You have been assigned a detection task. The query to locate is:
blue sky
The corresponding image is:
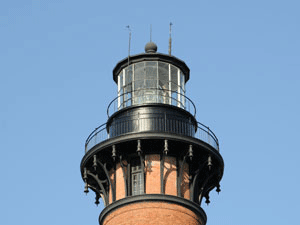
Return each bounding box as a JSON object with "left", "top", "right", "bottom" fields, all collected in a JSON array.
[{"left": 1, "top": 1, "right": 299, "bottom": 225}]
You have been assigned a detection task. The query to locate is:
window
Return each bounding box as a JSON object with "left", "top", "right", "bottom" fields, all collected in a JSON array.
[{"left": 131, "top": 159, "right": 144, "bottom": 196}]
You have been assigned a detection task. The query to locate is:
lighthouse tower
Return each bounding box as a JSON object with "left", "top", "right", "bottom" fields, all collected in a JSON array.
[{"left": 80, "top": 42, "right": 224, "bottom": 225}]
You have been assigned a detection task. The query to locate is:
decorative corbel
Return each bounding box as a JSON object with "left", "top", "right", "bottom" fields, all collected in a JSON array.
[
  {"left": 161, "top": 139, "right": 168, "bottom": 194},
  {"left": 96, "top": 159, "right": 115, "bottom": 202},
  {"left": 86, "top": 171, "right": 109, "bottom": 205},
  {"left": 137, "top": 139, "right": 145, "bottom": 194}
]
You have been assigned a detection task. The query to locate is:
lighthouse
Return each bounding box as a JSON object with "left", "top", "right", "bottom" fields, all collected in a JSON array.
[{"left": 80, "top": 41, "right": 224, "bottom": 225}]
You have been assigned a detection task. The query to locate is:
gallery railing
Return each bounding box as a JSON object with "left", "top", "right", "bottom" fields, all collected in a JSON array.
[
  {"left": 107, "top": 89, "right": 196, "bottom": 117},
  {"left": 85, "top": 119, "right": 219, "bottom": 153}
]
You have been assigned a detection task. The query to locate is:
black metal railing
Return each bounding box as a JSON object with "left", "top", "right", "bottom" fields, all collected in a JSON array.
[
  {"left": 107, "top": 89, "right": 196, "bottom": 117},
  {"left": 195, "top": 122, "right": 219, "bottom": 151},
  {"left": 85, "top": 123, "right": 107, "bottom": 152},
  {"left": 108, "top": 113, "right": 195, "bottom": 138},
  {"left": 85, "top": 119, "right": 219, "bottom": 153}
]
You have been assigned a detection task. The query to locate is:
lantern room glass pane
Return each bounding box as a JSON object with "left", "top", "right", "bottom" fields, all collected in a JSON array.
[
  {"left": 180, "top": 72, "right": 185, "bottom": 93},
  {"left": 180, "top": 71, "right": 185, "bottom": 107},
  {"left": 170, "top": 65, "right": 178, "bottom": 92},
  {"left": 134, "top": 62, "right": 145, "bottom": 81},
  {"left": 145, "top": 61, "right": 157, "bottom": 80},
  {"left": 119, "top": 72, "right": 123, "bottom": 95},
  {"left": 145, "top": 80, "right": 156, "bottom": 89},
  {"left": 158, "top": 62, "right": 169, "bottom": 90},
  {"left": 117, "top": 61, "right": 187, "bottom": 110},
  {"left": 125, "top": 66, "right": 133, "bottom": 89}
]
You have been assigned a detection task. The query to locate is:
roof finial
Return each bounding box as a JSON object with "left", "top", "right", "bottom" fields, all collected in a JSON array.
[
  {"left": 168, "top": 22, "right": 173, "bottom": 56},
  {"left": 145, "top": 24, "right": 157, "bottom": 53}
]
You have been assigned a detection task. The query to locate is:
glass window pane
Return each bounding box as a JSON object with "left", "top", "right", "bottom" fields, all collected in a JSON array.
[
  {"left": 180, "top": 72, "right": 185, "bottom": 93},
  {"left": 134, "top": 62, "right": 145, "bottom": 80},
  {"left": 124, "top": 83, "right": 132, "bottom": 94},
  {"left": 145, "top": 80, "right": 156, "bottom": 89},
  {"left": 145, "top": 61, "right": 157, "bottom": 81},
  {"left": 131, "top": 160, "right": 143, "bottom": 196},
  {"left": 119, "top": 72, "right": 123, "bottom": 92},
  {"left": 158, "top": 62, "right": 169, "bottom": 90},
  {"left": 125, "top": 65, "right": 133, "bottom": 85},
  {"left": 134, "top": 80, "right": 144, "bottom": 91},
  {"left": 171, "top": 65, "right": 178, "bottom": 92}
]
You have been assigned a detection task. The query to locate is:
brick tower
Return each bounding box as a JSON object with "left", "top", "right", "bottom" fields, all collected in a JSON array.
[{"left": 80, "top": 41, "right": 224, "bottom": 225}]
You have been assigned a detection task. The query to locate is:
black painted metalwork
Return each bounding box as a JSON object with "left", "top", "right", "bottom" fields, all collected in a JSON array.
[
  {"left": 96, "top": 159, "right": 115, "bottom": 202},
  {"left": 137, "top": 140, "right": 145, "bottom": 194},
  {"left": 89, "top": 185, "right": 102, "bottom": 204},
  {"left": 112, "top": 145, "right": 116, "bottom": 161},
  {"left": 176, "top": 156, "right": 180, "bottom": 197},
  {"left": 178, "top": 154, "right": 188, "bottom": 197},
  {"left": 93, "top": 155, "right": 97, "bottom": 171},
  {"left": 84, "top": 182, "right": 89, "bottom": 194},
  {"left": 208, "top": 155, "right": 213, "bottom": 171},
  {"left": 127, "top": 162, "right": 130, "bottom": 197},
  {"left": 204, "top": 193, "right": 210, "bottom": 205},
  {"left": 188, "top": 145, "right": 193, "bottom": 161},
  {"left": 107, "top": 105, "right": 196, "bottom": 139},
  {"left": 160, "top": 152, "right": 164, "bottom": 194},
  {"left": 190, "top": 159, "right": 208, "bottom": 202},
  {"left": 112, "top": 53, "right": 190, "bottom": 83},
  {"left": 164, "top": 139, "right": 168, "bottom": 155},
  {"left": 113, "top": 161, "right": 116, "bottom": 203},
  {"left": 198, "top": 170, "right": 218, "bottom": 204},
  {"left": 86, "top": 171, "right": 109, "bottom": 205},
  {"left": 95, "top": 192, "right": 100, "bottom": 206},
  {"left": 85, "top": 113, "right": 219, "bottom": 153},
  {"left": 160, "top": 139, "right": 168, "bottom": 194},
  {"left": 216, "top": 183, "right": 221, "bottom": 194}
]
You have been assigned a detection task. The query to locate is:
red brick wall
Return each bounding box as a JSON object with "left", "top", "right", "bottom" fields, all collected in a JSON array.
[
  {"left": 182, "top": 162, "right": 190, "bottom": 199},
  {"left": 109, "top": 161, "right": 127, "bottom": 204},
  {"left": 145, "top": 154, "right": 161, "bottom": 194},
  {"left": 108, "top": 155, "right": 190, "bottom": 203},
  {"left": 103, "top": 201, "right": 204, "bottom": 225},
  {"left": 164, "top": 156, "right": 177, "bottom": 196},
  {"left": 108, "top": 168, "right": 114, "bottom": 204},
  {"left": 116, "top": 162, "right": 126, "bottom": 200}
]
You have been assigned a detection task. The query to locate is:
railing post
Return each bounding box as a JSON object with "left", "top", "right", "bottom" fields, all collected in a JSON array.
[
  {"left": 138, "top": 112, "right": 140, "bottom": 132},
  {"left": 107, "top": 125, "right": 110, "bottom": 139},
  {"left": 164, "top": 112, "right": 167, "bottom": 132},
  {"left": 189, "top": 117, "right": 192, "bottom": 136},
  {"left": 207, "top": 127, "right": 210, "bottom": 145},
  {"left": 94, "top": 132, "right": 97, "bottom": 146}
]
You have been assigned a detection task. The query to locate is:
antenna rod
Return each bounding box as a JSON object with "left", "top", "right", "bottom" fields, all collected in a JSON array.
[
  {"left": 168, "top": 22, "right": 173, "bottom": 56},
  {"left": 150, "top": 24, "right": 152, "bottom": 42},
  {"left": 126, "top": 25, "right": 131, "bottom": 67}
]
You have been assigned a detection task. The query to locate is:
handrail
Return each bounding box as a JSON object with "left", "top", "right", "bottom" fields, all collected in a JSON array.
[
  {"left": 107, "top": 88, "right": 196, "bottom": 117},
  {"left": 197, "top": 122, "right": 219, "bottom": 145},
  {"left": 85, "top": 123, "right": 107, "bottom": 153},
  {"left": 85, "top": 123, "right": 106, "bottom": 144},
  {"left": 85, "top": 118, "right": 219, "bottom": 153},
  {"left": 118, "top": 81, "right": 185, "bottom": 96},
  {"left": 196, "top": 122, "right": 219, "bottom": 151}
]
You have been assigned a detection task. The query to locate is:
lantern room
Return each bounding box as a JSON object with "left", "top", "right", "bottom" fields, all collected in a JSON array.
[{"left": 110, "top": 42, "right": 192, "bottom": 116}]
